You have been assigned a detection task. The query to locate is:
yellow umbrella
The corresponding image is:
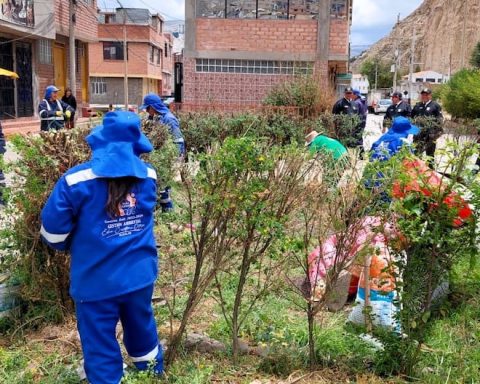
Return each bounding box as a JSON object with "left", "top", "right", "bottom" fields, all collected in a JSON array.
[{"left": 0, "top": 68, "right": 19, "bottom": 79}]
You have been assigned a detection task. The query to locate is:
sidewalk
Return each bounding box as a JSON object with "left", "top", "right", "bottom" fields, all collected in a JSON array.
[{"left": 1, "top": 116, "right": 100, "bottom": 137}]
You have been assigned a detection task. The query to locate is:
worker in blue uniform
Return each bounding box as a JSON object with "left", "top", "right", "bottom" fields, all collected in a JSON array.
[
  {"left": 40, "top": 111, "right": 163, "bottom": 384},
  {"left": 38, "top": 85, "right": 74, "bottom": 131}
]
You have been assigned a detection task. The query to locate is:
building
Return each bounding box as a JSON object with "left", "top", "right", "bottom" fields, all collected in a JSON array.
[
  {"left": 183, "top": 0, "right": 353, "bottom": 107},
  {"left": 401, "top": 70, "right": 449, "bottom": 85},
  {"left": 400, "top": 70, "right": 449, "bottom": 101},
  {"left": 351, "top": 73, "right": 369, "bottom": 95},
  {"left": 88, "top": 8, "right": 174, "bottom": 108},
  {"left": 0, "top": 0, "right": 98, "bottom": 119}
]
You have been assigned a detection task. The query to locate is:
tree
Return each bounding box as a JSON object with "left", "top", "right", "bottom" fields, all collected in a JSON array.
[
  {"left": 359, "top": 58, "right": 394, "bottom": 89},
  {"left": 470, "top": 41, "right": 480, "bottom": 69},
  {"left": 440, "top": 69, "right": 480, "bottom": 119}
]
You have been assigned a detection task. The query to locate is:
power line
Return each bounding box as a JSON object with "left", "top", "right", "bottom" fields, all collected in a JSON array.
[{"left": 0, "top": 14, "right": 55, "bottom": 45}]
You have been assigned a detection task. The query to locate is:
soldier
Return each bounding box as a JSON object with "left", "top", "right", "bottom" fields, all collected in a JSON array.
[
  {"left": 332, "top": 87, "right": 359, "bottom": 116},
  {"left": 411, "top": 88, "right": 444, "bottom": 163},
  {"left": 384, "top": 91, "right": 412, "bottom": 126}
]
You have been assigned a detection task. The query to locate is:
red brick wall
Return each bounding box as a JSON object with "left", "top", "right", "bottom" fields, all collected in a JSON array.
[
  {"left": 183, "top": 57, "right": 328, "bottom": 105},
  {"left": 90, "top": 24, "right": 173, "bottom": 82},
  {"left": 36, "top": 62, "right": 54, "bottom": 101},
  {"left": 329, "top": 19, "right": 349, "bottom": 56},
  {"left": 55, "top": 0, "right": 98, "bottom": 41},
  {"left": 196, "top": 19, "right": 318, "bottom": 53}
]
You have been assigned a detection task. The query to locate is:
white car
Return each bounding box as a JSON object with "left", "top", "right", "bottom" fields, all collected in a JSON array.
[{"left": 374, "top": 99, "right": 392, "bottom": 114}]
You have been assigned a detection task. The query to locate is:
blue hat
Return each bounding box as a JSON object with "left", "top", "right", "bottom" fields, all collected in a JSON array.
[
  {"left": 139, "top": 93, "right": 169, "bottom": 115},
  {"left": 44, "top": 85, "right": 59, "bottom": 99},
  {"left": 391, "top": 116, "right": 419, "bottom": 135},
  {"left": 86, "top": 111, "right": 153, "bottom": 179},
  {"left": 353, "top": 89, "right": 361, "bottom": 96}
]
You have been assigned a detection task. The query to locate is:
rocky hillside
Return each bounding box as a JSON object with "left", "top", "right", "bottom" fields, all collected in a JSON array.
[{"left": 351, "top": 0, "right": 480, "bottom": 75}]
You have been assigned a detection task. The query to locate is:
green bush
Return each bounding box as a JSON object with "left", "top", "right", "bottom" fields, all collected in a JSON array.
[
  {"left": 179, "top": 112, "right": 308, "bottom": 154},
  {"left": 439, "top": 69, "right": 480, "bottom": 119},
  {"left": 263, "top": 76, "right": 334, "bottom": 118}
]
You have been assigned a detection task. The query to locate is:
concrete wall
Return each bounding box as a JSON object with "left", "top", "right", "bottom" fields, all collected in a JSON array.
[{"left": 89, "top": 77, "right": 144, "bottom": 107}]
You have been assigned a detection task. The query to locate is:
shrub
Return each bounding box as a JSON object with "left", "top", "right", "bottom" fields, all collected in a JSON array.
[
  {"left": 439, "top": 69, "right": 480, "bottom": 119},
  {"left": 263, "top": 76, "right": 335, "bottom": 117},
  {"left": 179, "top": 112, "right": 308, "bottom": 154},
  {"left": 2, "top": 124, "right": 177, "bottom": 327}
]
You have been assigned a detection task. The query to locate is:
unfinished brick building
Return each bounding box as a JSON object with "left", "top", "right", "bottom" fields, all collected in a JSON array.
[
  {"left": 88, "top": 8, "right": 174, "bottom": 109},
  {"left": 183, "top": 0, "right": 352, "bottom": 107}
]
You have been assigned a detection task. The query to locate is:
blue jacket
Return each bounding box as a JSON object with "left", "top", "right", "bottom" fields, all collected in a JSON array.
[
  {"left": 38, "top": 98, "right": 74, "bottom": 131},
  {"left": 370, "top": 117, "right": 420, "bottom": 161},
  {"left": 40, "top": 162, "right": 158, "bottom": 302},
  {"left": 0, "top": 121, "right": 5, "bottom": 155},
  {"left": 150, "top": 105, "right": 183, "bottom": 143}
]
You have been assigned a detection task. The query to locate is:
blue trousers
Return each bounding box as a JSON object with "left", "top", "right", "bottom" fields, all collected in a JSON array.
[{"left": 75, "top": 284, "right": 163, "bottom": 384}]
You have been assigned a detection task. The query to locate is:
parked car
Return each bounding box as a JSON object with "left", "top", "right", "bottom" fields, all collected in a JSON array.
[{"left": 374, "top": 99, "right": 392, "bottom": 114}]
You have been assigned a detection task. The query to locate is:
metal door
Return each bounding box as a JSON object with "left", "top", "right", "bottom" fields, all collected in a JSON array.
[
  {"left": 0, "top": 40, "right": 15, "bottom": 119},
  {"left": 15, "top": 42, "right": 33, "bottom": 117}
]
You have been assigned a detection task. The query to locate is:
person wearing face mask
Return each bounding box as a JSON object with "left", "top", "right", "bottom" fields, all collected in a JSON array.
[{"left": 38, "top": 85, "right": 74, "bottom": 131}]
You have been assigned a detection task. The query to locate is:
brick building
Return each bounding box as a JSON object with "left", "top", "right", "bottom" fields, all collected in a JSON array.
[
  {"left": 88, "top": 8, "right": 174, "bottom": 108},
  {"left": 183, "top": 0, "right": 352, "bottom": 106},
  {"left": 0, "top": 0, "right": 98, "bottom": 119}
]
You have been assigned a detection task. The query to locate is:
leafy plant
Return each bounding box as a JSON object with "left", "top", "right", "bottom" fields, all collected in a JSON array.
[
  {"left": 439, "top": 69, "right": 480, "bottom": 119},
  {"left": 263, "top": 76, "right": 335, "bottom": 118}
]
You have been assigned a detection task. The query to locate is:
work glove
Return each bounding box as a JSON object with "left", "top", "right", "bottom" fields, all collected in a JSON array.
[
  {"left": 65, "top": 110, "right": 71, "bottom": 119},
  {"left": 55, "top": 111, "right": 63, "bottom": 117}
]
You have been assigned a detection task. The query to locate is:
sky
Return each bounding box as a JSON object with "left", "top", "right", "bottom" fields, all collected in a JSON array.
[
  {"left": 351, "top": 0, "right": 423, "bottom": 47},
  {"left": 101, "top": 0, "right": 423, "bottom": 46}
]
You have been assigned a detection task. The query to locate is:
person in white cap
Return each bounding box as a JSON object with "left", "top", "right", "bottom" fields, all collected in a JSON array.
[{"left": 38, "top": 85, "right": 74, "bottom": 131}]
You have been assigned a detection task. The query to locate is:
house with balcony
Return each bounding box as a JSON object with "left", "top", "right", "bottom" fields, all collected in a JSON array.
[
  {"left": 182, "top": 0, "right": 353, "bottom": 107},
  {"left": 0, "top": 0, "right": 97, "bottom": 120},
  {"left": 88, "top": 8, "right": 174, "bottom": 109}
]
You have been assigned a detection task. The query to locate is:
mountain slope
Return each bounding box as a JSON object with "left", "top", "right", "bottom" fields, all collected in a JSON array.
[{"left": 351, "top": 0, "right": 480, "bottom": 75}]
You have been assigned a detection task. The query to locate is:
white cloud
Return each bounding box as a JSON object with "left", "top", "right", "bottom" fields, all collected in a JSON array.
[
  {"left": 102, "top": 0, "right": 185, "bottom": 20},
  {"left": 351, "top": 0, "right": 422, "bottom": 45}
]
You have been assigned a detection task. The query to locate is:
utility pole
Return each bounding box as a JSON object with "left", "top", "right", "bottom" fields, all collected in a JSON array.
[
  {"left": 69, "top": 0, "right": 76, "bottom": 96},
  {"left": 408, "top": 27, "right": 416, "bottom": 105},
  {"left": 392, "top": 13, "right": 400, "bottom": 91},
  {"left": 117, "top": 0, "right": 128, "bottom": 110},
  {"left": 460, "top": 0, "right": 467, "bottom": 68}
]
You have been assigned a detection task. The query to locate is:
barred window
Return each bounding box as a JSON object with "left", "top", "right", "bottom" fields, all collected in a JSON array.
[
  {"left": 91, "top": 77, "right": 107, "bottom": 95},
  {"left": 38, "top": 39, "right": 52, "bottom": 64},
  {"left": 195, "top": 59, "right": 313, "bottom": 75}
]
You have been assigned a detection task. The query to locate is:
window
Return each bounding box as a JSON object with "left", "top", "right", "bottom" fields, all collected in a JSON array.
[
  {"left": 330, "top": 0, "right": 347, "bottom": 18},
  {"left": 38, "top": 39, "right": 52, "bottom": 64},
  {"left": 195, "top": 59, "right": 313, "bottom": 75},
  {"left": 426, "top": 78, "right": 436, "bottom": 83},
  {"left": 91, "top": 77, "right": 107, "bottom": 95},
  {"left": 150, "top": 46, "right": 155, "bottom": 63},
  {"left": 196, "top": 0, "right": 319, "bottom": 19},
  {"left": 165, "top": 42, "right": 168, "bottom": 57},
  {"left": 103, "top": 42, "right": 125, "bottom": 60},
  {"left": 158, "top": 50, "right": 162, "bottom": 65}
]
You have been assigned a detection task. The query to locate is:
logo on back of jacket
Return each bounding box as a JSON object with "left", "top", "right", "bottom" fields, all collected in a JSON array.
[{"left": 101, "top": 193, "right": 146, "bottom": 238}]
